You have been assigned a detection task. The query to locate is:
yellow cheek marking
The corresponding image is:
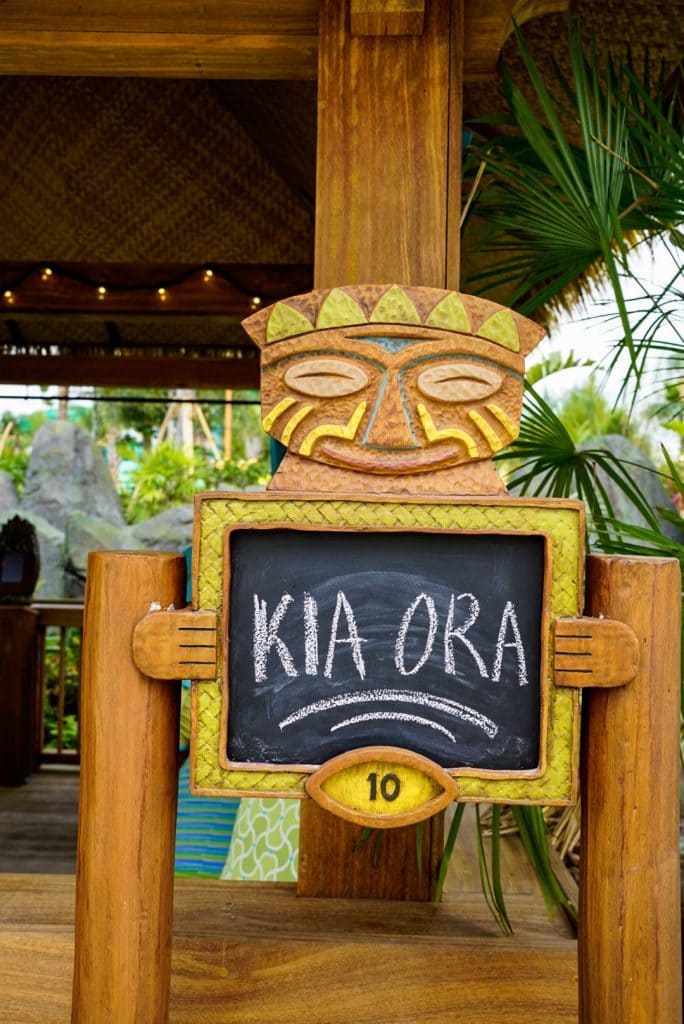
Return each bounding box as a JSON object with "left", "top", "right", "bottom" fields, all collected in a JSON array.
[
  {"left": 280, "top": 404, "right": 314, "bottom": 446},
  {"left": 486, "top": 403, "right": 519, "bottom": 441},
  {"left": 262, "top": 397, "right": 297, "bottom": 433},
  {"left": 468, "top": 409, "right": 504, "bottom": 453},
  {"left": 298, "top": 402, "right": 367, "bottom": 457},
  {"left": 416, "top": 403, "right": 479, "bottom": 459}
]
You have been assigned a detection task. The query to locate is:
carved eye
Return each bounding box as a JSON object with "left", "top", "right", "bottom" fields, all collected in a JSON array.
[
  {"left": 284, "top": 358, "right": 369, "bottom": 398},
  {"left": 417, "top": 362, "right": 502, "bottom": 402}
]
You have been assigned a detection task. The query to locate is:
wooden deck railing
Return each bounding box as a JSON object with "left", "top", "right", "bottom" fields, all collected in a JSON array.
[{"left": 34, "top": 600, "right": 84, "bottom": 765}]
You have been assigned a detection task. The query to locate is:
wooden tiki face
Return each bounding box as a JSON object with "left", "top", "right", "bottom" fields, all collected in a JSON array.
[{"left": 243, "top": 285, "right": 544, "bottom": 476}]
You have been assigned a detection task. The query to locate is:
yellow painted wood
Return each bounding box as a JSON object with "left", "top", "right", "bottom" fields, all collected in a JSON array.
[
  {"left": 192, "top": 493, "right": 584, "bottom": 806},
  {"left": 305, "top": 746, "right": 459, "bottom": 827},
  {"left": 322, "top": 759, "right": 440, "bottom": 815}
]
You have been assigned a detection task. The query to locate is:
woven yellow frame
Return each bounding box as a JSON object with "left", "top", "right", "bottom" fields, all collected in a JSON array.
[{"left": 191, "top": 493, "right": 584, "bottom": 805}]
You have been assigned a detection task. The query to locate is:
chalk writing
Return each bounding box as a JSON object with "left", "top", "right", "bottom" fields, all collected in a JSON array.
[{"left": 227, "top": 528, "right": 545, "bottom": 770}]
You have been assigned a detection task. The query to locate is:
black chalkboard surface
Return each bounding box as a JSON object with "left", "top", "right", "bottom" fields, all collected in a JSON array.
[{"left": 225, "top": 528, "right": 546, "bottom": 772}]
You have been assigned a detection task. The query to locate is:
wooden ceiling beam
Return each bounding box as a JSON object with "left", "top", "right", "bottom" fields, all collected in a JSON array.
[
  {"left": 0, "top": 264, "right": 313, "bottom": 317},
  {"left": 0, "top": 355, "right": 260, "bottom": 390},
  {"left": 0, "top": 0, "right": 567, "bottom": 80}
]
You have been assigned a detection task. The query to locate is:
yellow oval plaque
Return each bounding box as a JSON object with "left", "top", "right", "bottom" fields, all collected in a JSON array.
[{"left": 305, "top": 746, "right": 459, "bottom": 828}]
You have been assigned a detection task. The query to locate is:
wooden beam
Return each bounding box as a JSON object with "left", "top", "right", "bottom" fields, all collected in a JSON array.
[
  {"left": 0, "top": 29, "right": 319, "bottom": 79},
  {"left": 0, "top": 264, "right": 313, "bottom": 316},
  {"left": 350, "top": 0, "right": 426, "bottom": 37},
  {"left": 0, "top": 355, "right": 260, "bottom": 390},
  {"left": 0, "top": 1, "right": 320, "bottom": 34},
  {"left": 0, "top": 0, "right": 566, "bottom": 80}
]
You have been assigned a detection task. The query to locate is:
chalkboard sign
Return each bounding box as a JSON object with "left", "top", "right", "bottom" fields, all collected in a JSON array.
[{"left": 224, "top": 527, "right": 546, "bottom": 774}]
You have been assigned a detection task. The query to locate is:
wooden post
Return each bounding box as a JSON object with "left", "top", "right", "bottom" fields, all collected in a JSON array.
[
  {"left": 580, "top": 554, "right": 682, "bottom": 1023},
  {"left": 296, "top": 0, "right": 464, "bottom": 900},
  {"left": 0, "top": 606, "right": 39, "bottom": 785},
  {"left": 72, "top": 551, "right": 184, "bottom": 1024},
  {"left": 315, "top": 0, "right": 463, "bottom": 289}
]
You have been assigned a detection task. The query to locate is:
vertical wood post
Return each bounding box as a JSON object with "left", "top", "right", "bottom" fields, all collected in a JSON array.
[
  {"left": 72, "top": 550, "right": 184, "bottom": 1024},
  {"left": 315, "top": 0, "right": 463, "bottom": 289},
  {"left": 296, "top": 0, "right": 463, "bottom": 901},
  {"left": 580, "top": 554, "right": 682, "bottom": 1023}
]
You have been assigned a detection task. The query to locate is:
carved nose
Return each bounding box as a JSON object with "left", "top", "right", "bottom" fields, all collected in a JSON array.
[{"left": 364, "top": 378, "right": 416, "bottom": 448}]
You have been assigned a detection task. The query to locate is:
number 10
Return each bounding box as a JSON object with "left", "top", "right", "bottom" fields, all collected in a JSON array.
[{"left": 366, "top": 771, "right": 401, "bottom": 802}]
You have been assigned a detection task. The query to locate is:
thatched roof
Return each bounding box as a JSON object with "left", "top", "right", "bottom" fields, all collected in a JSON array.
[{"left": 0, "top": 0, "right": 680, "bottom": 388}]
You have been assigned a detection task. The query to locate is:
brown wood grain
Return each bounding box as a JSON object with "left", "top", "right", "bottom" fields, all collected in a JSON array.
[
  {"left": 0, "top": 0, "right": 559, "bottom": 80},
  {"left": 72, "top": 551, "right": 185, "bottom": 1024},
  {"left": 580, "top": 554, "right": 682, "bottom": 1023},
  {"left": 314, "top": 0, "right": 459, "bottom": 288},
  {"left": 0, "top": 30, "right": 320, "bottom": 79},
  {"left": 553, "top": 616, "right": 639, "bottom": 688},
  {"left": 0, "top": 355, "right": 260, "bottom": 390},
  {"left": 132, "top": 609, "right": 218, "bottom": 681},
  {"left": 0, "top": 0, "right": 319, "bottom": 34},
  {"left": 350, "top": 0, "right": 426, "bottom": 36},
  {"left": 0, "top": 870, "right": 578, "bottom": 1024},
  {"left": 297, "top": 799, "right": 444, "bottom": 899}
]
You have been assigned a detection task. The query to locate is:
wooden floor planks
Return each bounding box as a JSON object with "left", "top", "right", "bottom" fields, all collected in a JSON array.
[
  {"left": 0, "top": 768, "right": 578, "bottom": 1023},
  {"left": 0, "top": 767, "right": 78, "bottom": 874}
]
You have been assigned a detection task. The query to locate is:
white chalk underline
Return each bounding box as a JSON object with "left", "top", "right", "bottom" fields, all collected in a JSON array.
[
  {"left": 278, "top": 689, "right": 498, "bottom": 739},
  {"left": 330, "top": 712, "right": 456, "bottom": 742}
]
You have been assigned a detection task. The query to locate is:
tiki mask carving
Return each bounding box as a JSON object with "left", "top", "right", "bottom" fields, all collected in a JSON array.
[{"left": 242, "top": 285, "right": 544, "bottom": 477}]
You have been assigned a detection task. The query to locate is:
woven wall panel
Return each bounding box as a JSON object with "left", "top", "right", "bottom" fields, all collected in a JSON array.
[{"left": 0, "top": 78, "right": 313, "bottom": 264}]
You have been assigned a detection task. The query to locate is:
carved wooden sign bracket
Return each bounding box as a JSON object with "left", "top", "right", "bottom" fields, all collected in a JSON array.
[{"left": 131, "top": 283, "right": 638, "bottom": 831}]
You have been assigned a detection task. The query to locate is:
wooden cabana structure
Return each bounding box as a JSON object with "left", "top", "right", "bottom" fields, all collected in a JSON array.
[
  {"left": 0, "top": 0, "right": 680, "bottom": 393},
  {"left": 0, "top": 3, "right": 681, "bottom": 1024}
]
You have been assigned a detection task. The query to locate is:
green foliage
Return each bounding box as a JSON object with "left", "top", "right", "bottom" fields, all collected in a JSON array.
[
  {"left": 525, "top": 349, "right": 594, "bottom": 387},
  {"left": 555, "top": 378, "right": 637, "bottom": 445},
  {"left": 125, "top": 443, "right": 199, "bottom": 522},
  {"left": 124, "top": 441, "right": 270, "bottom": 523},
  {"left": 43, "top": 627, "right": 81, "bottom": 752},
  {"left": 0, "top": 444, "right": 29, "bottom": 495},
  {"left": 463, "top": 18, "right": 683, "bottom": 396},
  {"left": 452, "top": 18, "right": 684, "bottom": 933}
]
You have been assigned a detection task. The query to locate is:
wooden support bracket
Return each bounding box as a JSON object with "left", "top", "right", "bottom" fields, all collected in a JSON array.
[
  {"left": 553, "top": 616, "right": 639, "bottom": 688},
  {"left": 350, "top": 0, "right": 426, "bottom": 36},
  {"left": 132, "top": 609, "right": 218, "bottom": 680}
]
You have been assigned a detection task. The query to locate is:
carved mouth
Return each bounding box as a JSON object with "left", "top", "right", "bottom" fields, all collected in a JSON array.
[{"left": 317, "top": 442, "right": 471, "bottom": 474}]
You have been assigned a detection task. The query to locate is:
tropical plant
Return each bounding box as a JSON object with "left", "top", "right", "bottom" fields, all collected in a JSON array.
[{"left": 445, "top": 19, "right": 684, "bottom": 931}]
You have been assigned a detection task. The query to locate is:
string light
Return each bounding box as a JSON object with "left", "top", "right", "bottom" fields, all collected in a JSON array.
[{"left": 0, "top": 264, "right": 301, "bottom": 310}]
